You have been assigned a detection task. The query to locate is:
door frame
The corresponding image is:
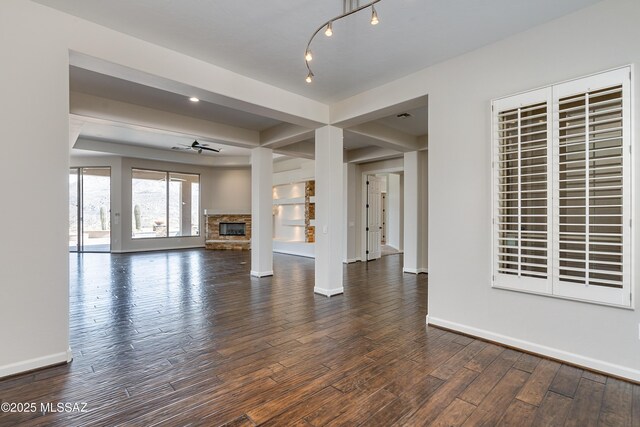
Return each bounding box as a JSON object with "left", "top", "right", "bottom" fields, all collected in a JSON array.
[
  {"left": 360, "top": 166, "right": 403, "bottom": 262},
  {"left": 69, "top": 166, "right": 112, "bottom": 253}
]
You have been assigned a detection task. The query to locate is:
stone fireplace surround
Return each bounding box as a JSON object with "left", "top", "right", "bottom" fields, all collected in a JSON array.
[{"left": 205, "top": 213, "right": 251, "bottom": 250}]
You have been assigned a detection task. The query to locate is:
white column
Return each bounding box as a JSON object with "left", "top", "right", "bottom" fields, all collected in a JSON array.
[
  {"left": 343, "top": 162, "right": 357, "bottom": 263},
  {"left": 387, "top": 173, "right": 402, "bottom": 251},
  {"left": 315, "top": 126, "right": 344, "bottom": 296},
  {"left": 419, "top": 150, "right": 428, "bottom": 272},
  {"left": 404, "top": 151, "right": 420, "bottom": 273},
  {"left": 251, "top": 147, "right": 273, "bottom": 277}
]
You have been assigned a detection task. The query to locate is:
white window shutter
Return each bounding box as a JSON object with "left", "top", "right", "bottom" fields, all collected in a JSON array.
[
  {"left": 493, "top": 89, "right": 553, "bottom": 294},
  {"left": 492, "top": 67, "right": 632, "bottom": 307},
  {"left": 552, "top": 67, "right": 632, "bottom": 306}
]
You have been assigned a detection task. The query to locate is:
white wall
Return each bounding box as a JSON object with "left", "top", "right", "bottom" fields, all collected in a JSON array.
[
  {"left": 429, "top": 1, "right": 640, "bottom": 381},
  {"left": 0, "top": 0, "right": 71, "bottom": 377},
  {"left": 208, "top": 168, "right": 251, "bottom": 214},
  {"left": 334, "top": 0, "right": 640, "bottom": 380},
  {"left": 273, "top": 158, "right": 314, "bottom": 185}
]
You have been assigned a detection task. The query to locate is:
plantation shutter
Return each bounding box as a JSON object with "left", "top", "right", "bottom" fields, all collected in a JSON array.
[
  {"left": 493, "top": 89, "right": 552, "bottom": 294},
  {"left": 492, "top": 67, "right": 631, "bottom": 307},
  {"left": 552, "top": 68, "right": 631, "bottom": 306}
]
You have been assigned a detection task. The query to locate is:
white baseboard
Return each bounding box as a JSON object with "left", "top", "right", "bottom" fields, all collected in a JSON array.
[
  {"left": 403, "top": 267, "right": 428, "bottom": 274},
  {"left": 112, "top": 245, "right": 205, "bottom": 254},
  {"left": 314, "top": 287, "right": 344, "bottom": 297},
  {"left": 0, "top": 350, "right": 72, "bottom": 379},
  {"left": 426, "top": 315, "right": 640, "bottom": 383},
  {"left": 343, "top": 258, "right": 360, "bottom": 264},
  {"left": 273, "top": 249, "right": 315, "bottom": 259},
  {"left": 250, "top": 270, "right": 273, "bottom": 278}
]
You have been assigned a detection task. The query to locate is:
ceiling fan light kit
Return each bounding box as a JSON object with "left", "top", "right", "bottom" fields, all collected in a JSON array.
[{"left": 304, "top": 0, "right": 382, "bottom": 83}]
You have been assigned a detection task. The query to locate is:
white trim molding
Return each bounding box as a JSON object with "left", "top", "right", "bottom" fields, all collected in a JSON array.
[
  {"left": 112, "top": 245, "right": 205, "bottom": 254},
  {"left": 314, "top": 287, "right": 344, "bottom": 297},
  {"left": 403, "top": 267, "right": 428, "bottom": 274},
  {"left": 250, "top": 270, "right": 274, "bottom": 278},
  {"left": 0, "top": 351, "right": 71, "bottom": 379},
  {"left": 343, "top": 258, "right": 360, "bottom": 264},
  {"left": 427, "top": 316, "right": 640, "bottom": 383}
]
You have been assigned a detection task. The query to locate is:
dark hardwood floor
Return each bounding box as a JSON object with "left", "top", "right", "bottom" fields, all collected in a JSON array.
[{"left": 0, "top": 249, "right": 638, "bottom": 426}]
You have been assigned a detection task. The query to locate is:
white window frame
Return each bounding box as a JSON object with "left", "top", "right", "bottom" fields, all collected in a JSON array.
[
  {"left": 491, "top": 66, "right": 633, "bottom": 308},
  {"left": 131, "top": 168, "right": 201, "bottom": 239}
]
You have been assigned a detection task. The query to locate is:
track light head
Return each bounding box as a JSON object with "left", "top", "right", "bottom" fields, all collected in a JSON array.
[
  {"left": 371, "top": 5, "right": 379, "bottom": 25},
  {"left": 305, "top": 71, "right": 314, "bottom": 83},
  {"left": 325, "top": 22, "right": 333, "bottom": 37},
  {"left": 305, "top": 50, "right": 313, "bottom": 61}
]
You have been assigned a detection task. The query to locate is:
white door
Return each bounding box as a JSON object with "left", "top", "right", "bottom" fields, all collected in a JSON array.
[{"left": 367, "top": 176, "right": 383, "bottom": 260}]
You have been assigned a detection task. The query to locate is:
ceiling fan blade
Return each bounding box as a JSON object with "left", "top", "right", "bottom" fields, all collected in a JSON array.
[
  {"left": 200, "top": 146, "right": 220, "bottom": 152},
  {"left": 193, "top": 140, "right": 211, "bottom": 146}
]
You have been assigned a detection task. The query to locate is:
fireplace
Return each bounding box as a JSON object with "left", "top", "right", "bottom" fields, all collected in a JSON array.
[
  {"left": 204, "top": 213, "right": 251, "bottom": 250},
  {"left": 219, "top": 222, "right": 246, "bottom": 236}
]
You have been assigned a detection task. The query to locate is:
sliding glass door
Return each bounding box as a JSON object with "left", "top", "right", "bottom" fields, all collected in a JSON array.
[{"left": 69, "top": 167, "right": 111, "bottom": 252}]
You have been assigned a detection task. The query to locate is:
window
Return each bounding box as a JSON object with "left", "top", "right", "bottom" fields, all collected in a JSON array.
[
  {"left": 492, "top": 67, "right": 632, "bottom": 307},
  {"left": 132, "top": 169, "right": 200, "bottom": 238}
]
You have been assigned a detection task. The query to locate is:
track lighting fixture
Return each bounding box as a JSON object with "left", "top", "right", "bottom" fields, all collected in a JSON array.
[
  {"left": 304, "top": 0, "right": 383, "bottom": 83},
  {"left": 324, "top": 22, "right": 333, "bottom": 37},
  {"left": 371, "top": 5, "right": 379, "bottom": 25}
]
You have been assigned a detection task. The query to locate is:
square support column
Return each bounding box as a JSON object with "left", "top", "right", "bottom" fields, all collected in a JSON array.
[
  {"left": 315, "top": 126, "right": 344, "bottom": 296},
  {"left": 251, "top": 147, "right": 273, "bottom": 277},
  {"left": 343, "top": 162, "right": 358, "bottom": 263},
  {"left": 403, "top": 150, "right": 428, "bottom": 274}
]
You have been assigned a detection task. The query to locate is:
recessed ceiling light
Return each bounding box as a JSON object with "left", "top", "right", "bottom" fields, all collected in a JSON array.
[{"left": 189, "top": 97, "right": 200, "bottom": 102}]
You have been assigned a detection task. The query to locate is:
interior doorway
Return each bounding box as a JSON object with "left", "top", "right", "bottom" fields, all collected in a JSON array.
[
  {"left": 69, "top": 167, "right": 111, "bottom": 253},
  {"left": 366, "top": 175, "right": 384, "bottom": 261},
  {"left": 363, "top": 171, "right": 403, "bottom": 261}
]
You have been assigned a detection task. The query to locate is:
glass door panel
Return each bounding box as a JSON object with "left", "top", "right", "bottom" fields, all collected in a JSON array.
[
  {"left": 81, "top": 167, "right": 111, "bottom": 252},
  {"left": 69, "top": 169, "right": 80, "bottom": 252},
  {"left": 69, "top": 167, "right": 111, "bottom": 252}
]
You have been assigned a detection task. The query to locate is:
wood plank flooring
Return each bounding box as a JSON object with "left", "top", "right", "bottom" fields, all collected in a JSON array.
[{"left": 0, "top": 249, "right": 638, "bottom": 426}]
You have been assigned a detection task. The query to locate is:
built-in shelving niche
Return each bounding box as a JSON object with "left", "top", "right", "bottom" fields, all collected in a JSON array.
[{"left": 272, "top": 180, "right": 315, "bottom": 247}]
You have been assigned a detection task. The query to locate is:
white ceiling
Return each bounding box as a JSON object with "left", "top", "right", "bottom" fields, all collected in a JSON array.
[
  {"left": 70, "top": 67, "right": 281, "bottom": 132},
  {"left": 35, "top": 0, "right": 601, "bottom": 103},
  {"left": 79, "top": 121, "right": 251, "bottom": 157},
  {"left": 375, "top": 105, "right": 428, "bottom": 137}
]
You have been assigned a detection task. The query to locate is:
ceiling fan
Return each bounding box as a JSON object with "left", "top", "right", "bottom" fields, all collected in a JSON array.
[{"left": 171, "top": 140, "right": 221, "bottom": 154}]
